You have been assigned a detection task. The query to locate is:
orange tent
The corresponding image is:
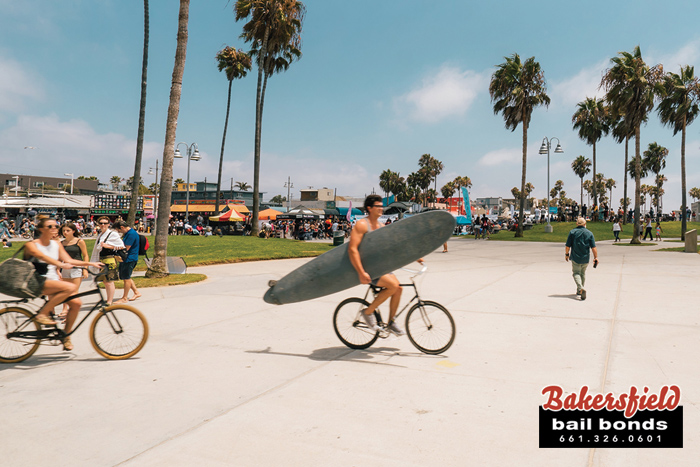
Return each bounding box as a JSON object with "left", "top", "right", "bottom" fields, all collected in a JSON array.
[
  {"left": 208, "top": 206, "right": 246, "bottom": 222},
  {"left": 258, "top": 208, "right": 282, "bottom": 220}
]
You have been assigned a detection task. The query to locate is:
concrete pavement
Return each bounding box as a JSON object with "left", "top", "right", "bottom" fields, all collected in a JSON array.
[{"left": 1, "top": 238, "right": 698, "bottom": 466}]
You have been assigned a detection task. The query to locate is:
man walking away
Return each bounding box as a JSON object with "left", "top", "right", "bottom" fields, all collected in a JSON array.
[{"left": 565, "top": 217, "right": 598, "bottom": 301}]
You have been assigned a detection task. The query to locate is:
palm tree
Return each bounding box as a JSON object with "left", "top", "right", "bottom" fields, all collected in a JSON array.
[
  {"left": 657, "top": 65, "right": 700, "bottom": 239},
  {"left": 127, "top": 0, "right": 149, "bottom": 228},
  {"left": 490, "top": 53, "right": 550, "bottom": 237},
  {"left": 110, "top": 176, "right": 122, "bottom": 191},
  {"left": 601, "top": 46, "right": 665, "bottom": 243},
  {"left": 610, "top": 114, "right": 637, "bottom": 224},
  {"left": 379, "top": 169, "right": 395, "bottom": 198},
  {"left": 215, "top": 46, "right": 252, "bottom": 215},
  {"left": 235, "top": 181, "right": 251, "bottom": 191},
  {"left": 235, "top": 0, "right": 305, "bottom": 236},
  {"left": 147, "top": 0, "right": 190, "bottom": 278},
  {"left": 572, "top": 97, "right": 610, "bottom": 217},
  {"left": 605, "top": 178, "right": 616, "bottom": 210},
  {"left": 441, "top": 182, "right": 455, "bottom": 210},
  {"left": 690, "top": 187, "right": 700, "bottom": 202},
  {"left": 642, "top": 142, "right": 668, "bottom": 220},
  {"left": 571, "top": 155, "right": 592, "bottom": 208}
]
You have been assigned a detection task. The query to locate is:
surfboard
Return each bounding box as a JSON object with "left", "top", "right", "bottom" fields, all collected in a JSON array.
[{"left": 263, "top": 210, "right": 456, "bottom": 305}]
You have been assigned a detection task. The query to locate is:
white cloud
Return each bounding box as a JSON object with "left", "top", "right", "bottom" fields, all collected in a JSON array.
[
  {"left": 0, "top": 55, "right": 44, "bottom": 115},
  {"left": 648, "top": 39, "right": 700, "bottom": 71},
  {"left": 394, "top": 65, "right": 487, "bottom": 123},
  {"left": 477, "top": 147, "right": 521, "bottom": 167},
  {"left": 0, "top": 114, "right": 161, "bottom": 182},
  {"left": 550, "top": 59, "right": 608, "bottom": 110}
]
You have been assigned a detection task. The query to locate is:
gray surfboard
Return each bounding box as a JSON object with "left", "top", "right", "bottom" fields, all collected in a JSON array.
[{"left": 263, "top": 210, "right": 456, "bottom": 305}]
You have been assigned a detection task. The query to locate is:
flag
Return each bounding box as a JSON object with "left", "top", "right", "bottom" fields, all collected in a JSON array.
[
  {"left": 462, "top": 187, "right": 472, "bottom": 224},
  {"left": 346, "top": 201, "right": 352, "bottom": 222}
]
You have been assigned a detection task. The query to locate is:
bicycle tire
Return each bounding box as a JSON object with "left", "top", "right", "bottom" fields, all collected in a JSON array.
[
  {"left": 90, "top": 304, "right": 149, "bottom": 360},
  {"left": 0, "top": 307, "right": 41, "bottom": 363},
  {"left": 333, "top": 297, "right": 379, "bottom": 350},
  {"left": 405, "top": 301, "right": 455, "bottom": 355}
]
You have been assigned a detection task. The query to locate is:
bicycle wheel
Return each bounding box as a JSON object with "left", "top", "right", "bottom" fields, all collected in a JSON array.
[
  {"left": 333, "top": 297, "right": 379, "bottom": 350},
  {"left": 405, "top": 301, "right": 455, "bottom": 355},
  {"left": 0, "top": 307, "right": 41, "bottom": 363},
  {"left": 90, "top": 305, "right": 148, "bottom": 360}
]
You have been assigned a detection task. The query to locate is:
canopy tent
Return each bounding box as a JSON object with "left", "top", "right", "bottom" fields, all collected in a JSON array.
[
  {"left": 258, "top": 208, "right": 281, "bottom": 220},
  {"left": 277, "top": 205, "right": 320, "bottom": 220},
  {"left": 455, "top": 215, "right": 471, "bottom": 225},
  {"left": 231, "top": 204, "right": 249, "bottom": 214},
  {"left": 209, "top": 206, "right": 246, "bottom": 222},
  {"left": 337, "top": 207, "right": 363, "bottom": 217}
]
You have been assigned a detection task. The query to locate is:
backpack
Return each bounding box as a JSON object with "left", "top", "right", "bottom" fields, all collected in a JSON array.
[{"left": 138, "top": 234, "right": 149, "bottom": 257}]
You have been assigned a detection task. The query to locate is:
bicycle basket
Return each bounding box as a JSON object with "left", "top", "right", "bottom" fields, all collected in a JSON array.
[{"left": 0, "top": 257, "right": 44, "bottom": 299}]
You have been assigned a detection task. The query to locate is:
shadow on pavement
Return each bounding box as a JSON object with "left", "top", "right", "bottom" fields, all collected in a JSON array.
[
  {"left": 247, "top": 345, "right": 410, "bottom": 367},
  {"left": 548, "top": 294, "right": 580, "bottom": 301}
]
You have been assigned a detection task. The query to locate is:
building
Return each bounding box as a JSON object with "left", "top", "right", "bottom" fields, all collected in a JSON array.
[
  {"left": 1, "top": 173, "right": 100, "bottom": 195},
  {"left": 297, "top": 187, "right": 337, "bottom": 210},
  {"left": 170, "top": 181, "right": 263, "bottom": 218}
]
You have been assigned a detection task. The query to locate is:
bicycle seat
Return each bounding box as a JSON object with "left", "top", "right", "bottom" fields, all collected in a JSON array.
[{"left": 369, "top": 284, "right": 385, "bottom": 294}]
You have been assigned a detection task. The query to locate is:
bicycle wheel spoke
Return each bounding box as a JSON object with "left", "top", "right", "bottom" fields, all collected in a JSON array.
[
  {"left": 0, "top": 308, "right": 41, "bottom": 363},
  {"left": 406, "top": 301, "right": 455, "bottom": 355},
  {"left": 90, "top": 305, "right": 148, "bottom": 360},
  {"left": 333, "top": 297, "right": 379, "bottom": 350}
]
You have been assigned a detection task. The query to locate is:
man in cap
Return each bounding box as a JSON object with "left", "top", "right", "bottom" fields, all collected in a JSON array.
[{"left": 565, "top": 217, "right": 599, "bottom": 300}]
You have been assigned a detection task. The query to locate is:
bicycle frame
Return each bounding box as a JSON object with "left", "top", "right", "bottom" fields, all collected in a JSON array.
[
  {"left": 360, "top": 267, "right": 426, "bottom": 324},
  {"left": 2, "top": 271, "right": 111, "bottom": 343}
]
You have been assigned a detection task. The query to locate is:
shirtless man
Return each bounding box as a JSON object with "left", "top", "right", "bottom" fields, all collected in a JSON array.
[{"left": 348, "top": 194, "right": 422, "bottom": 336}]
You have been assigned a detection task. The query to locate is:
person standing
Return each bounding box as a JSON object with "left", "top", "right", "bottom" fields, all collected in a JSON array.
[
  {"left": 113, "top": 220, "right": 142, "bottom": 303},
  {"left": 59, "top": 221, "right": 89, "bottom": 317},
  {"left": 643, "top": 216, "right": 653, "bottom": 241},
  {"left": 612, "top": 218, "right": 622, "bottom": 243},
  {"left": 90, "top": 217, "right": 124, "bottom": 305},
  {"left": 565, "top": 217, "right": 599, "bottom": 301}
]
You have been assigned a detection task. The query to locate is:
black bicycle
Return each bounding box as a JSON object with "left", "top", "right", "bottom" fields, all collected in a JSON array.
[
  {"left": 0, "top": 267, "right": 149, "bottom": 363},
  {"left": 333, "top": 266, "right": 455, "bottom": 355}
]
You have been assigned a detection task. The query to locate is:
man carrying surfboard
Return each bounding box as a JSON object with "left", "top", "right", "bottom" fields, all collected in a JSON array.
[{"left": 348, "top": 194, "right": 423, "bottom": 335}]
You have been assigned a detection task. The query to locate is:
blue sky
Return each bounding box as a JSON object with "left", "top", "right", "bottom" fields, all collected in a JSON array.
[{"left": 1, "top": 0, "right": 700, "bottom": 210}]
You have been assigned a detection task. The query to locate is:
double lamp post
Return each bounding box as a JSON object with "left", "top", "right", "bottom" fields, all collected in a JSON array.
[
  {"left": 174, "top": 142, "right": 200, "bottom": 221},
  {"left": 538, "top": 137, "right": 563, "bottom": 233}
]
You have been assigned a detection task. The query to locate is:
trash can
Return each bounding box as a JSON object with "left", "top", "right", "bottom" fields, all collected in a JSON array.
[{"left": 333, "top": 230, "right": 344, "bottom": 246}]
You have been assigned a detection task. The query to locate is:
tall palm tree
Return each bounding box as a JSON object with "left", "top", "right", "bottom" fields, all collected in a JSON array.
[
  {"left": 642, "top": 142, "right": 668, "bottom": 220},
  {"left": 110, "top": 176, "right": 122, "bottom": 190},
  {"left": 147, "top": 0, "right": 190, "bottom": 278},
  {"left": 610, "top": 114, "right": 638, "bottom": 224},
  {"left": 572, "top": 97, "right": 610, "bottom": 217},
  {"left": 235, "top": 0, "right": 305, "bottom": 236},
  {"left": 571, "top": 155, "right": 592, "bottom": 208},
  {"left": 657, "top": 65, "right": 700, "bottom": 239},
  {"left": 379, "top": 169, "right": 395, "bottom": 198},
  {"left": 441, "top": 181, "right": 455, "bottom": 210},
  {"left": 215, "top": 46, "right": 251, "bottom": 215},
  {"left": 235, "top": 181, "right": 251, "bottom": 191},
  {"left": 601, "top": 46, "right": 664, "bottom": 243},
  {"left": 490, "top": 53, "right": 550, "bottom": 237},
  {"left": 689, "top": 187, "right": 700, "bottom": 202},
  {"left": 127, "top": 0, "right": 149, "bottom": 228},
  {"left": 606, "top": 178, "right": 616, "bottom": 210}
]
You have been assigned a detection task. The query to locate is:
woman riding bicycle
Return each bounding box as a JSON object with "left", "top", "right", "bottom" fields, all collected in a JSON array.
[{"left": 23, "top": 216, "right": 102, "bottom": 350}]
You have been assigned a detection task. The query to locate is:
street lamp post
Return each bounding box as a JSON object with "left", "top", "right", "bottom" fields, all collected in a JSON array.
[
  {"left": 174, "top": 142, "right": 200, "bottom": 222},
  {"left": 64, "top": 173, "right": 74, "bottom": 194},
  {"left": 538, "top": 137, "right": 564, "bottom": 233},
  {"left": 147, "top": 159, "right": 159, "bottom": 227},
  {"left": 284, "top": 176, "right": 293, "bottom": 211}
]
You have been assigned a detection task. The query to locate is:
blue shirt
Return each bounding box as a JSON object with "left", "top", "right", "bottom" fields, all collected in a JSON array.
[
  {"left": 122, "top": 228, "right": 140, "bottom": 262},
  {"left": 565, "top": 226, "right": 596, "bottom": 264}
]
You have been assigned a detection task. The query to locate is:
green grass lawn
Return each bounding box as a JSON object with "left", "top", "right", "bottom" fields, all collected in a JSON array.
[
  {"left": 484, "top": 221, "right": 700, "bottom": 243},
  {"left": 0, "top": 235, "right": 333, "bottom": 269}
]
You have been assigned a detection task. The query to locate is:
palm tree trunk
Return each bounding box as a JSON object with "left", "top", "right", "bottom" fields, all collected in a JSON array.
[
  {"left": 127, "top": 0, "right": 149, "bottom": 227},
  {"left": 623, "top": 136, "right": 629, "bottom": 225},
  {"left": 251, "top": 27, "right": 270, "bottom": 237},
  {"left": 681, "top": 117, "right": 687, "bottom": 240},
  {"left": 580, "top": 177, "right": 583, "bottom": 208},
  {"left": 147, "top": 0, "right": 189, "bottom": 277},
  {"left": 592, "top": 142, "right": 597, "bottom": 221},
  {"left": 516, "top": 118, "right": 528, "bottom": 238},
  {"left": 215, "top": 79, "right": 232, "bottom": 215},
  {"left": 631, "top": 126, "right": 642, "bottom": 244}
]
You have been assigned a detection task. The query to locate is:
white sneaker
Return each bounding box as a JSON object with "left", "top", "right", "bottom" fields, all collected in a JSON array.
[
  {"left": 387, "top": 321, "right": 405, "bottom": 336},
  {"left": 362, "top": 310, "right": 382, "bottom": 332}
]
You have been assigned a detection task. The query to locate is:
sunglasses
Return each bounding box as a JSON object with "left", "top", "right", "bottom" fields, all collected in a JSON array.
[
  {"left": 99, "top": 222, "right": 110, "bottom": 225},
  {"left": 371, "top": 205, "right": 384, "bottom": 209},
  {"left": 45, "top": 225, "right": 58, "bottom": 229}
]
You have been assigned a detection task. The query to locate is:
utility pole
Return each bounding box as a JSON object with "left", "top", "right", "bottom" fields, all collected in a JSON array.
[{"left": 284, "top": 176, "right": 293, "bottom": 211}]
